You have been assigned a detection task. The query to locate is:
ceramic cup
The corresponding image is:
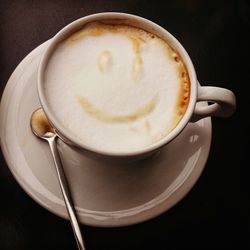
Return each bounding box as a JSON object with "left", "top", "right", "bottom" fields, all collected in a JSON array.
[{"left": 38, "top": 12, "right": 236, "bottom": 161}]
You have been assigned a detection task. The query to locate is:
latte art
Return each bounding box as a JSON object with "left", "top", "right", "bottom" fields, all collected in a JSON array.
[{"left": 44, "top": 22, "right": 190, "bottom": 152}]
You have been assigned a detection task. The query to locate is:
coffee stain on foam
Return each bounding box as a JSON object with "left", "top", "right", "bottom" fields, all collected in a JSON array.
[
  {"left": 67, "top": 25, "right": 105, "bottom": 43},
  {"left": 129, "top": 36, "right": 144, "bottom": 81},
  {"left": 77, "top": 95, "right": 158, "bottom": 123},
  {"left": 130, "top": 120, "right": 151, "bottom": 134},
  {"left": 156, "top": 40, "right": 190, "bottom": 134},
  {"left": 174, "top": 53, "right": 190, "bottom": 124},
  {"left": 144, "top": 120, "right": 151, "bottom": 132},
  {"left": 160, "top": 69, "right": 190, "bottom": 142},
  {"left": 98, "top": 50, "right": 113, "bottom": 73},
  {"left": 65, "top": 22, "right": 135, "bottom": 44}
]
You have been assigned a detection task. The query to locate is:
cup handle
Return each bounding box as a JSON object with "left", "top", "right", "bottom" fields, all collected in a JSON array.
[{"left": 191, "top": 85, "right": 236, "bottom": 122}]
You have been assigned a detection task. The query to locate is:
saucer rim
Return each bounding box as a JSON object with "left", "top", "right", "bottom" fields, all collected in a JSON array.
[{"left": 0, "top": 41, "right": 212, "bottom": 227}]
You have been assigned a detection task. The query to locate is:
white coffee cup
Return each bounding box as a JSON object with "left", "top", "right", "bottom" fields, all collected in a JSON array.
[{"left": 38, "top": 12, "right": 236, "bottom": 161}]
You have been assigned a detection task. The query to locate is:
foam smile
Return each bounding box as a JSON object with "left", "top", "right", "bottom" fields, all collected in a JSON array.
[{"left": 77, "top": 94, "right": 159, "bottom": 123}]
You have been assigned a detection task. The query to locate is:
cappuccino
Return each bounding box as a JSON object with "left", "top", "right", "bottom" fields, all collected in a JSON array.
[{"left": 44, "top": 22, "right": 190, "bottom": 152}]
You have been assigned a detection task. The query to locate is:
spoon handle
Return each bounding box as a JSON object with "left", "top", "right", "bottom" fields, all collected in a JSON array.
[{"left": 48, "top": 136, "right": 85, "bottom": 250}]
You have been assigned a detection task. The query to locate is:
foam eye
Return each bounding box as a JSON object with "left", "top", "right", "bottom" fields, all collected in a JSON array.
[
  {"left": 98, "top": 50, "right": 113, "bottom": 73},
  {"left": 129, "top": 36, "right": 144, "bottom": 81}
]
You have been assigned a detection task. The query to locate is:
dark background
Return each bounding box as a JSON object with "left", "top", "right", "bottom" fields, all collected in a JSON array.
[{"left": 0, "top": 0, "right": 249, "bottom": 249}]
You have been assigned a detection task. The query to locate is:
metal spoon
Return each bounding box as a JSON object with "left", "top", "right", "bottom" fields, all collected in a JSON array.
[{"left": 30, "top": 108, "right": 85, "bottom": 250}]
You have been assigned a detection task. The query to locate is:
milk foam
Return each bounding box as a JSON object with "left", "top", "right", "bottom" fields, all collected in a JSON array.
[{"left": 44, "top": 22, "right": 190, "bottom": 152}]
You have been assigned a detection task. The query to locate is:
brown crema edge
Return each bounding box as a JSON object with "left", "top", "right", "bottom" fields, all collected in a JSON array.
[
  {"left": 171, "top": 50, "right": 190, "bottom": 131},
  {"left": 65, "top": 21, "right": 154, "bottom": 43}
]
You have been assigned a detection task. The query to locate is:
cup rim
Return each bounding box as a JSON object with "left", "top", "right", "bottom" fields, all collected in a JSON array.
[{"left": 38, "top": 12, "right": 197, "bottom": 157}]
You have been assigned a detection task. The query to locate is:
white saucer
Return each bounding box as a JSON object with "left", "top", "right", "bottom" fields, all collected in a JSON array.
[{"left": 0, "top": 41, "right": 212, "bottom": 227}]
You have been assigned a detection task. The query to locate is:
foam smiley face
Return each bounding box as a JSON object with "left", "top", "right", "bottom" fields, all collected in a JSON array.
[
  {"left": 46, "top": 21, "right": 190, "bottom": 151},
  {"left": 71, "top": 22, "right": 189, "bottom": 134}
]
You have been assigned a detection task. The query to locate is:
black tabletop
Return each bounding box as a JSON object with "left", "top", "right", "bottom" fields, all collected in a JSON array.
[{"left": 0, "top": 1, "right": 249, "bottom": 249}]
